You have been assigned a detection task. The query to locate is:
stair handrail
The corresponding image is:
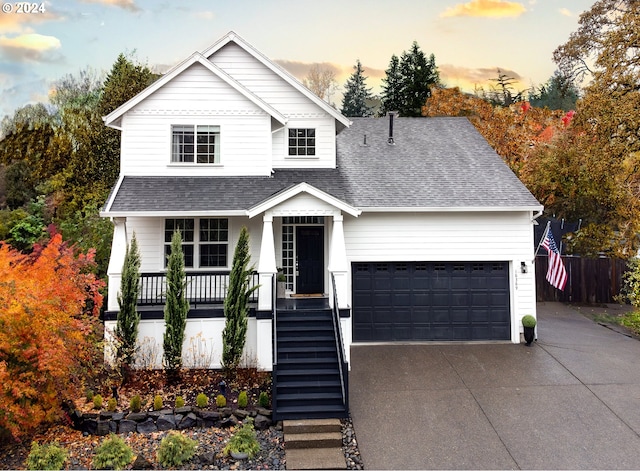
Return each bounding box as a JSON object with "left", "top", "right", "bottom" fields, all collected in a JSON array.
[
  {"left": 272, "top": 272, "right": 277, "bottom": 368},
  {"left": 330, "top": 272, "right": 348, "bottom": 409}
]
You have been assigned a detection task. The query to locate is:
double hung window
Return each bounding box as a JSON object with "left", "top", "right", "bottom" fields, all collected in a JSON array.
[{"left": 172, "top": 125, "right": 220, "bottom": 164}]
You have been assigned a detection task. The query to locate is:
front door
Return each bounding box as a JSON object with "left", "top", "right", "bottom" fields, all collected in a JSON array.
[{"left": 296, "top": 226, "right": 324, "bottom": 294}]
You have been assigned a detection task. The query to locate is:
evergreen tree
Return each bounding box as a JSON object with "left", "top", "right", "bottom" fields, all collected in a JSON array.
[
  {"left": 115, "top": 232, "right": 141, "bottom": 373},
  {"left": 341, "top": 60, "right": 374, "bottom": 117},
  {"left": 380, "top": 54, "right": 403, "bottom": 115},
  {"left": 381, "top": 43, "right": 440, "bottom": 117},
  {"left": 222, "top": 226, "right": 259, "bottom": 371},
  {"left": 163, "top": 230, "right": 189, "bottom": 380},
  {"left": 529, "top": 70, "right": 580, "bottom": 111}
]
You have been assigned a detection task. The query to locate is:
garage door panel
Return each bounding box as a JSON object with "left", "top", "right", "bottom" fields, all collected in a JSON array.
[{"left": 353, "top": 261, "right": 510, "bottom": 342}]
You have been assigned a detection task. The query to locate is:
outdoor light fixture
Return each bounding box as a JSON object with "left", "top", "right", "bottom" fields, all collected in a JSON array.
[{"left": 521, "top": 261, "right": 528, "bottom": 273}]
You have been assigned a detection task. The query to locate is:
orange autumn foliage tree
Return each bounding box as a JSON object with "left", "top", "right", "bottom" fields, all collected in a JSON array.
[
  {"left": 423, "top": 87, "right": 567, "bottom": 174},
  {"left": 0, "top": 232, "right": 103, "bottom": 440}
]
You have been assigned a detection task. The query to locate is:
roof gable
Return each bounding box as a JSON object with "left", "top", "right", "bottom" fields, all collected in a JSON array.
[
  {"left": 202, "top": 31, "right": 350, "bottom": 128},
  {"left": 103, "top": 51, "right": 286, "bottom": 129}
]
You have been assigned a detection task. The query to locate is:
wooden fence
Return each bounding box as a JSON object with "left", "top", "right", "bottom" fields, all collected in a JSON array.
[{"left": 535, "top": 256, "right": 628, "bottom": 304}]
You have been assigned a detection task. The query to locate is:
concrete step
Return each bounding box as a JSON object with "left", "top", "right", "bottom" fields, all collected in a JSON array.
[
  {"left": 283, "top": 418, "right": 342, "bottom": 434},
  {"left": 285, "top": 447, "right": 347, "bottom": 470},
  {"left": 285, "top": 431, "right": 342, "bottom": 449}
]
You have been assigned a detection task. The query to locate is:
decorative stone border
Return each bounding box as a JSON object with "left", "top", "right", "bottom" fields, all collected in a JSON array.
[{"left": 68, "top": 406, "right": 273, "bottom": 436}]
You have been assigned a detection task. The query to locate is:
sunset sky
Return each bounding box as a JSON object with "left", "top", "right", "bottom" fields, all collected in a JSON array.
[{"left": 0, "top": 0, "right": 595, "bottom": 119}]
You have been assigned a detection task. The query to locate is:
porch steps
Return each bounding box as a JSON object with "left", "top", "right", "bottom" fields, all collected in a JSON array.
[
  {"left": 274, "top": 308, "right": 348, "bottom": 421},
  {"left": 284, "top": 419, "right": 346, "bottom": 470}
]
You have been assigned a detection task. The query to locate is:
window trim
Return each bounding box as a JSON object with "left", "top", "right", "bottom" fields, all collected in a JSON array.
[
  {"left": 170, "top": 124, "right": 222, "bottom": 165},
  {"left": 163, "top": 217, "right": 229, "bottom": 270}
]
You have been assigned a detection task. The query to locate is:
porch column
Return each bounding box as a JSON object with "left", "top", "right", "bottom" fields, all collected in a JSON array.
[
  {"left": 257, "top": 214, "right": 277, "bottom": 312},
  {"left": 328, "top": 213, "right": 349, "bottom": 309},
  {"left": 107, "top": 217, "right": 128, "bottom": 312}
]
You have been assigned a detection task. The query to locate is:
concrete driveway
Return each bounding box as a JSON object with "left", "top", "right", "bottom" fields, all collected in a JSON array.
[{"left": 349, "top": 302, "right": 640, "bottom": 469}]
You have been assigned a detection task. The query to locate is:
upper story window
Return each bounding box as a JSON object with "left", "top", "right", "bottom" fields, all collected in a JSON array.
[
  {"left": 288, "top": 128, "right": 316, "bottom": 156},
  {"left": 164, "top": 218, "right": 228, "bottom": 268},
  {"left": 172, "top": 125, "right": 220, "bottom": 164}
]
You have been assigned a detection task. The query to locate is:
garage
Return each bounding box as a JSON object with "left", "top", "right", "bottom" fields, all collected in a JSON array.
[{"left": 352, "top": 261, "right": 511, "bottom": 342}]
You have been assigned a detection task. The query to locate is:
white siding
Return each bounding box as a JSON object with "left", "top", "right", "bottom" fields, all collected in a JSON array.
[
  {"left": 120, "top": 63, "right": 273, "bottom": 177},
  {"left": 208, "top": 43, "right": 338, "bottom": 168},
  {"left": 343, "top": 211, "right": 538, "bottom": 342}
]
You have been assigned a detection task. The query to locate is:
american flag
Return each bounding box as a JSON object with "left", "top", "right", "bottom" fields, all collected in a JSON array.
[{"left": 542, "top": 225, "right": 567, "bottom": 290}]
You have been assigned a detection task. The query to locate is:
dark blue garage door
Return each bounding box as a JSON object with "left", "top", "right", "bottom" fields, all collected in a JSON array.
[{"left": 352, "top": 262, "right": 511, "bottom": 342}]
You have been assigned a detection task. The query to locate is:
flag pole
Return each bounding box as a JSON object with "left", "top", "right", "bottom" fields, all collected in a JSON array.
[{"left": 534, "top": 220, "right": 551, "bottom": 259}]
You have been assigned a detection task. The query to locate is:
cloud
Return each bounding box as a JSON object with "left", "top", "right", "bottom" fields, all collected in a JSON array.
[
  {"left": 558, "top": 8, "right": 572, "bottom": 17},
  {"left": 0, "top": 7, "right": 63, "bottom": 33},
  {"left": 193, "top": 11, "right": 215, "bottom": 20},
  {"left": 0, "top": 33, "right": 63, "bottom": 63},
  {"left": 79, "top": 0, "right": 140, "bottom": 12},
  {"left": 439, "top": 64, "right": 528, "bottom": 91},
  {"left": 441, "top": 0, "right": 527, "bottom": 18},
  {"left": 275, "top": 59, "right": 384, "bottom": 83}
]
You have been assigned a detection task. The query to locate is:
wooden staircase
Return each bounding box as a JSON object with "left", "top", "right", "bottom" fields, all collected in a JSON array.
[{"left": 273, "top": 307, "right": 349, "bottom": 421}]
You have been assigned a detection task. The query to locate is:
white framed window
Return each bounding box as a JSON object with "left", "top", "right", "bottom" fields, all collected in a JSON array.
[
  {"left": 288, "top": 128, "right": 316, "bottom": 156},
  {"left": 164, "top": 218, "right": 228, "bottom": 268},
  {"left": 171, "top": 125, "right": 220, "bottom": 164}
]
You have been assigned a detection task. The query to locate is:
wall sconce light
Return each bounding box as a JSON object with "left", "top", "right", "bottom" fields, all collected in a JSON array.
[{"left": 520, "top": 261, "right": 528, "bottom": 274}]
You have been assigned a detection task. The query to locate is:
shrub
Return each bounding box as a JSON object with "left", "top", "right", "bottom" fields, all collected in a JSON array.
[
  {"left": 196, "top": 393, "right": 209, "bottom": 408},
  {"left": 522, "top": 315, "right": 537, "bottom": 328},
  {"left": 223, "top": 419, "right": 260, "bottom": 458},
  {"left": 0, "top": 233, "right": 104, "bottom": 439},
  {"left": 175, "top": 396, "right": 185, "bottom": 408},
  {"left": 259, "top": 391, "right": 269, "bottom": 408},
  {"left": 238, "top": 391, "right": 248, "bottom": 408},
  {"left": 107, "top": 398, "right": 117, "bottom": 412},
  {"left": 157, "top": 431, "right": 197, "bottom": 467},
  {"left": 93, "top": 394, "right": 103, "bottom": 410},
  {"left": 86, "top": 389, "right": 94, "bottom": 402},
  {"left": 25, "top": 442, "right": 67, "bottom": 470},
  {"left": 153, "top": 394, "right": 163, "bottom": 411},
  {"left": 93, "top": 434, "right": 133, "bottom": 470},
  {"left": 130, "top": 394, "right": 142, "bottom": 413},
  {"left": 216, "top": 394, "right": 227, "bottom": 407}
]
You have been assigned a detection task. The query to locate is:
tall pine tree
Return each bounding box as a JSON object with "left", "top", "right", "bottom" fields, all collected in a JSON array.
[
  {"left": 380, "top": 54, "right": 402, "bottom": 116},
  {"left": 222, "top": 226, "right": 259, "bottom": 371},
  {"left": 163, "top": 230, "right": 189, "bottom": 380},
  {"left": 381, "top": 42, "right": 440, "bottom": 117},
  {"left": 341, "top": 59, "right": 374, "bottom": 117},
  {"left": 115, "top": 233, "right": 141, "bottom": 378}
]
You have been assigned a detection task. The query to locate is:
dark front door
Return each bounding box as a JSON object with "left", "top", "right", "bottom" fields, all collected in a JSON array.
[{"left": 296, "top": 226, "right": 324, "bottom": 294}]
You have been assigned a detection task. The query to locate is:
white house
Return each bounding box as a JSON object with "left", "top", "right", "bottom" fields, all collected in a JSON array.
[{"left": 101, "top": 31, "right": 543, "bottom": 420}]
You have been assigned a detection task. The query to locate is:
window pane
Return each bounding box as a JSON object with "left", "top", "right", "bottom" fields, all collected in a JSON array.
[
  {"left": 164, "top": 244, "right": 194, "bottom": 268},
  {"left": 200, "top": 244, "right": 227, "bottom": 267},
  {"left": 287, "top": 128, "right": 315, "bottom": 158}
]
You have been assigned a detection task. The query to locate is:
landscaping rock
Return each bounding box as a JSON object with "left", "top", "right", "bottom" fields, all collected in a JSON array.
[
  {"left": 254, "top": 414, "right": 271, "bottom": 430},
  {"left": 233, "top": 409, "right": 249, "bottom": 419},
  {"left": 99, "top": 411, "right": 113, "bottom": 420},
  {"left": 198, "top": 451, "right": 216, "bottom": 466},
  {"left": 126, "top": 412, "right": 147, "bottom": 422},
  {"left": 118, "top": 419, "right": 136, "bottom": 434},
  {"left": 137, "top": 418, "right": 157, "bottom": 434},
  {"left": 178, "top": 412, "right": 197, "bottom": 430},
  {"left": 82, "top": 419, "right": 97, "bottom": 435},
  {"left": 255, "top": 407, "right": 272, "bottom": 418},
  {"left": 108, "top": 421, "right": 117, "bottom": 433},
  {"left": 157, "top": 414, "right": 176, "bottom": 431},
  {"left": 132, "top": 454, "right": 154, "bottom": 470},
  {"left": 96, "top": 420, "right": 110, "bottom": 436},
  {"left": 174, "top": 406, "right": 192, "bottom": 414},
  {"left": 200, "top": 410, "right": 220, "bottom": 428},
  {"left": 220, "top": 415, "right": 239, "bottom": 428},
  {"left": 219, "top": 407, "right": 232, "bottom": 418},
  {"left": 112, "top": 412, "right": 125, "bottom": 421}
]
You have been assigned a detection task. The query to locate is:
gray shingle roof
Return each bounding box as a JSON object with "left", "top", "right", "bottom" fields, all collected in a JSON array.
[{"left": 105, "top": 117, "right": 541, "bottom": 214}]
